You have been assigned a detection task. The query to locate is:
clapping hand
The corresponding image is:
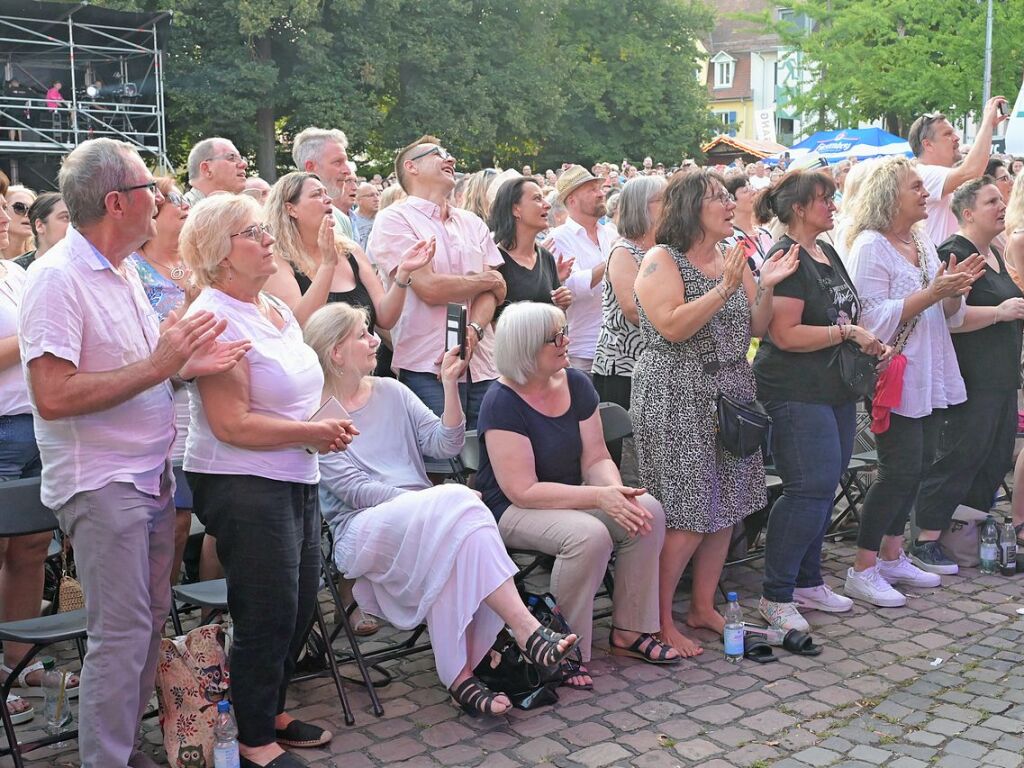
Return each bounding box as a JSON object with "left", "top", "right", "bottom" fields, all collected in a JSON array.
[
  {"left": 153, "top": 310, "right": 227, "bottom": 379},
  {"left": 930, "top": 254, "right": 981, "bottom": 299},
  {"left": 758, "top": 243, "right": 800, "bottom": 288},
  {"left": 180, "top": 336, "right": 252, "bottom": 380},
  {"left": 721, "top": 242, "right": 748, "bottom": 294},
  {"left": 395, "top": 238, "right": 436, "bottom": 284},
  {"left": 555, "top": 253, "right": 575, "bottom": 282},
  {"left": 551, "top": 285, "right": 573, "bottom": 309},
  {"left": 318, "top": 214, "right": 340, "bottom": 267}
]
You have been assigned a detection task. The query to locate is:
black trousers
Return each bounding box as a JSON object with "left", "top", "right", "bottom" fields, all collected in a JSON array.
[
  {"left": 856, "top": 410, "right": 942, "bottom": 552},
  {"left": 188, "top": 472, "right": 320, "bottom": 746},
  {"left": 915, "top": 389, "right": 1017, "bottom": 531}
]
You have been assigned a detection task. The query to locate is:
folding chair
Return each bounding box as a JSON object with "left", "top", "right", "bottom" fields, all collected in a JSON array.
[{"left": 0, "top": 478, "right": 87, "bottom": 768}]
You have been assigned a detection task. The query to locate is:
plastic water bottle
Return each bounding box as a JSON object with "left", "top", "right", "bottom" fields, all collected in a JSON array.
[
  {"left": 999, "top": 516, "right": 1017, "bottom": 577},
  {"left": 980, "top": 515, "right": 999, "bottom": 575},
  {"left": 723, "top": 592, "right": 744, "bottom": 663},
  {"left": 41, "top": 657, "right": 72, "bottom": 746},
  {"left": 213, "top": 700, "right": 240, "bottom": 768}
]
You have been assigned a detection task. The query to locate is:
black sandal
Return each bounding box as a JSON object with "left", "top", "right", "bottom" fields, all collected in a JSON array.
[
  {"left": 449, "top": 676, "right": 510, "bottom": 717},
  {"left": 782, "top": 629, "right": 822, "bottom": 657},
  {"left": 559, "top": 659, "right": 594, "bottom": 691},
  {"left": 521, "top": 626, "right": 579, "bottom": 673},
  {"left": 608, "top": 630, "right": 682, "bottom": 665}
]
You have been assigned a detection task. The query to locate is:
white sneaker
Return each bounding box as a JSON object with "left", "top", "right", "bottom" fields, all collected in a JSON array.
[
  {"left": 844, "top": 566, "right": 907, "bottom": 608},
  {"left": 793, "top": 584, "right": 854, "bottom": 613},
  {"left": 758, "top": 596, "right": 810, "bottom": 632},
  {"left": 877, "top": 551, "right": 942, "bottom": 588}
]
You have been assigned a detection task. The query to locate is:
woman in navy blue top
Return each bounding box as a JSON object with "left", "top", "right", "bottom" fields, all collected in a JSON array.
[{"left": 476, "top": 302, "right": 678, "bottom": 690}]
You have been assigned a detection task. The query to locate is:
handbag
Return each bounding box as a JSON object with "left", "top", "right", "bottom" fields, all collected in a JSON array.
[
  {"left": 154, "top": 624, "right": 231, "bottom": 768},
  {"left": 56, "top": 542, "right": 85, "bottom": 614},
  {"left": 936, "top": 505, "right": 990, "bottom": 568},
  {"left": 716, "top": 393, "right": 772, "bottom": 458}
]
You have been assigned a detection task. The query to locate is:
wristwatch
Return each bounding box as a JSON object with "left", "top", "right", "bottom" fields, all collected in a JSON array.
[{"left": 467, "top": 321, "right": 484, "bottom": 340}]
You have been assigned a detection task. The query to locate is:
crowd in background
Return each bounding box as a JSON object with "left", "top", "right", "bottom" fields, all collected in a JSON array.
[{"left": 2, "top": 92, "right": 1024, "bottom": 767}]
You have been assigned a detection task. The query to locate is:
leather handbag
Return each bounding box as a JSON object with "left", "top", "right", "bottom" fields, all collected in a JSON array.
[
  {"left": 716, "top": 393, "right": 772, "bottom": 458},
  {"left": 829, "top": 340, "right": 879, "bottom": 398}
]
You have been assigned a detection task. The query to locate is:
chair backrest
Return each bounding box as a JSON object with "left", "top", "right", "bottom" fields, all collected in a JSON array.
[
  {"left": 599, "top": 402, "right": 633, "bottom": 444},
  {"left": 460, "top": 430, "right": 481, "bottom": 473},
  {"left": 0, "top": 477, "right": 60, "bottom": 537}
]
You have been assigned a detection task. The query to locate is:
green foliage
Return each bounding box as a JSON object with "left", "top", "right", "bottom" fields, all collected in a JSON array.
[
  {"left": 747, "top": 0, "right": 1024, "bottom": 136},
  {"left": 95, "top": 0, "right": 717, "bottom": 176}
]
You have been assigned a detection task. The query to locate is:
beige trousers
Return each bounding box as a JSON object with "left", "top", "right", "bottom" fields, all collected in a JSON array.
[{"left": 497, "top": 494, "right": 665, "bottom": 661}]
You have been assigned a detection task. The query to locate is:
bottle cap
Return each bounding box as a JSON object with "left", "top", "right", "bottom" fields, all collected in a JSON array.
[
  {"left": 217, "top": 700, "right": 230, "bottom": 713},
  {"left": 41, "top": 657, "right": 56, "bottom": 671},
  {"left": 726, "top": 591, "right": 738, "bottom": 601}
]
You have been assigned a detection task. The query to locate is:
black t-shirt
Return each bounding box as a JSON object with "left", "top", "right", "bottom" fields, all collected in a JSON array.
[
  {"left": 474, "top": 368, "right": 600, "bottom": 520},
  {"left": 753, "top": 235, "right": 861, "bottom": 405},
  {"left": 293, "top": 252, "right": 377, "bottom": 331},
  {"left": 938, "top": 234, "right": 1022, "bottom": 391},
  {"left": 496, "top": 245, "right": 559, "bottom": 319}
]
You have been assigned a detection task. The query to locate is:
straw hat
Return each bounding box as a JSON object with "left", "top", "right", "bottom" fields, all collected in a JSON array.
[{"left": 555, "top": 164, "right": 602, "bottom": 204}]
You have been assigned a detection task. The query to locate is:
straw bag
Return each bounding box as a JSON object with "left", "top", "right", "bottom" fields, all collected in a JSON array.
[
  {"left": 56, "top": 544, "right": 85, "bottom": 613},
  {"left": 154, "top": 624, "right": 230, "bottom": 768}
]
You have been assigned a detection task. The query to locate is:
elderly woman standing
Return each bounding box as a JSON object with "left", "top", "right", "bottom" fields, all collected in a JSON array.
[
  {"left": 180, "top": 194, "right": 353, "bottom": 768},
  {"left": 476, "top": 302, "right": 679, "bottom": 690},
  {"left": 843, "top": 157, "right": 984, "bottom": 607},
  {"left": 592, "top": 176, "right": 666, "bottom": 413},
  {"left": 912, "top": 178, "right": 1024, "bottom": 571},
  {"left": 632, "top": 170, "right": 798, "bottom": 656},
  {"left": 308, "top": 303, "right": 577, "bottom": 716}
]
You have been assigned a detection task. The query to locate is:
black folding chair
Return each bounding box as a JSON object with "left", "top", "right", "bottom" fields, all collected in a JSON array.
[{"left": 0, "top": 478, "right": 86, "bottom": 768}]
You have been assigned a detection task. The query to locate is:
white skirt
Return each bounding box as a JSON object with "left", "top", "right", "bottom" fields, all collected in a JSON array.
[{"left": 335, "top": 484, "right": 518, "bottom": 688}]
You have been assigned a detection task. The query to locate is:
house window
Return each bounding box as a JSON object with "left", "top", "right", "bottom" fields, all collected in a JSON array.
[
  {"left": 713, "top": 111, "right": 738, "bottom": 137},
  {"left": 711, "top": 52, "right": 735, "bottom": 89}
]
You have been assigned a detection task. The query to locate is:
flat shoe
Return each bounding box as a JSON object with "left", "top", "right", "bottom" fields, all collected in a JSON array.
[
  {"left": 558, "top": 660, "right": 594, "bottom": 690},
  {"left": 274, "top": 720, "right": 332, "bottom": 748},
  {"left": 743, "top": 636, "right": 777, "bottom": 664},
  {"left": 1, "top": 661, "right": 80, "bottom": 699},
  {"left": 240, "top": 753, "right": 309, "bottom": 768},
  {"left": 608, "top": 630, "right": 681, "bottom": 665},
  {"left": 782, "top": 629, "right": 822, "bottom": 656}
]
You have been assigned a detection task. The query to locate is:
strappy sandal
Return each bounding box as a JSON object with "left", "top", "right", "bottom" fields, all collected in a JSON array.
[
  {"left": 449, "top": 676, "right": 510, "bottom": 717},
  {"left": 520, "top": 626, "right": 579, "bottom": 674},
  {"left": 1, "top": 661, "right": 80, "bottom": 699},
  {"left": 608, "top": 630, "right": 682, "bottom": 665},
  {"left": 558, "top": 659, "right": 594, "bottom": 691},
  {"left": 1014, "top": 522, "right": 1024, "bottom": 548},
  {"left": 5, "top": 693, "right": 34, "bottom": 725}
]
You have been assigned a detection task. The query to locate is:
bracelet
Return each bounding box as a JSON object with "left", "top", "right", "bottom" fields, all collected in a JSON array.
[
  {"left": 838, "top": 324, "right": 847, "bottom": 342},
  {"left": 993, "top": 308, "right": 1000, "bottom": 325},
  {"left": 827, "top": 326, "right": 835, "bottom": 345},
  {"left": 394, "top": 274, "right": 412, "bottom": 287},
  {"left": 715, "top": 285, "right": 728, "bottom": 302}
]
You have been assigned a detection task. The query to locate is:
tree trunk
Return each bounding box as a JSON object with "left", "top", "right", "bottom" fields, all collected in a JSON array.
[{"left": 255, "top": 36, "right": 277, "bottom": 182}]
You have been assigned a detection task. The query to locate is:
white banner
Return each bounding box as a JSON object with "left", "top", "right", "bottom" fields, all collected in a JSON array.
[
  {"left": 755, "top": 109, "right": 777, "bottom": 144},
  {"left": 1006, "top": 74, "right": 1024, "bottom": 156}
]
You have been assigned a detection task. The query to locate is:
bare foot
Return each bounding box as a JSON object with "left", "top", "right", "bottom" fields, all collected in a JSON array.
[
  {"left": 658, "top": 623, "right": 703, "bottom": 657},
  {"left": 686, "top": 608, "right": 725, "bottom": 635}
]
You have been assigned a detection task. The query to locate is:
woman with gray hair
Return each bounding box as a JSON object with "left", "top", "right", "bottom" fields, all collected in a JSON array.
[
  {"left": 843, "top": 156, "right": 985, "bottom": 607},
  {"left": 308, "top": 302, "right": 578, "bottom": 717},
  {"left": 180, "top": 193, "right": 354, "bottom": 767},
  {"left": 592, "top": 176, "right": 666, "bottom": 418},
  {"left": 475, "top": 302, "right": 679, "bottom": 690}
]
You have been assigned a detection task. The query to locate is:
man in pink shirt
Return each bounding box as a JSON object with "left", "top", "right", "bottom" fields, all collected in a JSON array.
[{"left": 367, "top": 134, "right": 506, "bottom": 438}]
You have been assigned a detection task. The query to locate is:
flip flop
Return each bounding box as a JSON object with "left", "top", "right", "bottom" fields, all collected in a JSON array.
[
  {"left": 782, "top": 629, "right": 822, "bottom": 656},
  {"left": 743, "top": 635, "right": 777, "bottom": 664}
]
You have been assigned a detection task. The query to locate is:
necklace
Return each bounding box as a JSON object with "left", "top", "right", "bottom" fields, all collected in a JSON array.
[
  {"left": 140, "top": 246, "right": 186, "bottom": 281},
  {"left": 890, "top": 232, "right": 913, "bottom": 246}
]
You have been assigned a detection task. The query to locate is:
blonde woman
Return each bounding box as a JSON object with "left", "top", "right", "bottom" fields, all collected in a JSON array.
[
  {"left": 1003, "top": 173, "right": 1024, "bottom": 291},
  {"left": 460, "top": 168, "right": 498, "bottom": 220},
  {"left": 262, "top": 171, "right": 431, "bottom": 329},
  {"left": 308, "top": 302, "right": 578, "bottom": 716},
  {"left": 1, "top": 185, "right": 35, "bottom": 259}
]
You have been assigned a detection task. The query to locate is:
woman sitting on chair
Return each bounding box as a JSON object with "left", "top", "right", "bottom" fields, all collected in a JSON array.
[{"left": 307, "top": 302, "right": 578, "bottom": 717}]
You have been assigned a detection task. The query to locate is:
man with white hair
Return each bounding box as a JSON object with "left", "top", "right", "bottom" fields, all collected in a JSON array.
[
  {"left": 19, "top": 138, "right": 246, "bottom": 768},
  {"left": 351, "top": 182, "right": 380, "bottom": 250},
  {"left": 183, "top": 136, "right": 248, "bottom": 205},
  {"left": 242, "top": 175, "right": 271, "bottom": 205},
  {"left": 292, "top": 126, "right": 357, "bottom": 239}
]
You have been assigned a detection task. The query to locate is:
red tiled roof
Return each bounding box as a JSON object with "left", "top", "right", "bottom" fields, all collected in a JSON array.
[{"left": 706, "top": 52, "right": 752, "bottom": 101}]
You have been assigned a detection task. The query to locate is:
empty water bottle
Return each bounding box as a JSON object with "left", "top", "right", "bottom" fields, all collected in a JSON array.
[
  {"left": 980, "top": 515, "right": 999, "bottom": 575},
  {"left": 999, "top": 516, "right": 1017, "bottom": 577},
  {"left": 724, "top": 592, "right": 744, "bottom": 663},
  {"left": 213, "top": 700, "right": 240, "bottom": 768},
  {"left": 41, "top": 657, "right": 72, "bottom": 746}
]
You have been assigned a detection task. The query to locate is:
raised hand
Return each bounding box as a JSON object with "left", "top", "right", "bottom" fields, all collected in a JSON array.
[
  {"left": 720, "top": 242, "right": 748, "bottom": 294},
  {"left": 555, "top": 253, "right": 575, "bottom": 282},
  {"left": 758, "top": 243, "right": 800, "bottom": 288},
  {"left": 396, "top": 237, "right": 436, "bottom": 284},
  {"left": 929, "top": 260, "right": 975, "bottom": 300},
  {"left": 318, "top": 214, "right": 340, "bottom": 267},
  {"left": 551, "top": 285, "right": 573, "bottom": 309},
  {"left": 439, "top": 344, "right": 469, "bottom": 383}
]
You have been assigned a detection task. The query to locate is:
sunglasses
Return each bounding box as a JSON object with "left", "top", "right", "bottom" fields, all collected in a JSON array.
[
  {"left": 162, "top": 192, "right": 186, "bottom": 208},
  {"left": 10, "top": 201, "right": 29, "bottom": 216},
  {"left": 230, "top": 222, "right": 272, "bottom": 241}
]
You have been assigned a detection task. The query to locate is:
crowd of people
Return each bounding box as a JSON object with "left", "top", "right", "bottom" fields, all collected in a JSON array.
[{"left": 2, "top": 92, "right": 1024, "bottom": 766}]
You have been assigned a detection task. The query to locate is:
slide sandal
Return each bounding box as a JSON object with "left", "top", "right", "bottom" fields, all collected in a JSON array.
[
  {"left": 782, "top": 629, "right": 822, "bottom": 656},
  {"left": 743, "top": 635, "right": 777, "bottom": 663}
]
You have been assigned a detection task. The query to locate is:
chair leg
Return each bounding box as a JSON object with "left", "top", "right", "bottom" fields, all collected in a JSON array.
[
  {"left": 0, "top": 676, "right": 25, "bottom": 768},
  {"left": 314, "top": 602, "right": 354, "bottom": 726},
  {"left": 170, "top": 598, "right": 184, "bottom": 636}
]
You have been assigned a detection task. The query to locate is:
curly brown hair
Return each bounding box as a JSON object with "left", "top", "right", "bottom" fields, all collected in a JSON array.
[{"left": 654, "top": 170, "right": 718, "bottom": 253}]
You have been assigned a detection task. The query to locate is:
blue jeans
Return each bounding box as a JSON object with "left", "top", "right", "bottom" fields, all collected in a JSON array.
[
  {"left": 762, "top": 400, "right": 856, "bottom": 603},
  {"left": 0, "top": 414, "right": 41, "bottom": 480},
  {"left": 398, "top": 370, "right": 493, "bottom": 463}
]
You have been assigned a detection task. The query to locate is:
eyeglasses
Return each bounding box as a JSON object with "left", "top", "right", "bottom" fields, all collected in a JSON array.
[
  {"left": 205, "top": 152, "right": 244, "bottom": 164},
  {"left": 10, "top": 201, "right": 28, "bottom": 216},
  {"left": 230, "top": 222, "right": 272, "bottom": 241},
  {"left": 408, "top": 146, "right": 453, "bottom": 163},
  {"left": 162, "top": 192, "right": 186, "bottom": 208},
  {"left": 703, "top": 189, "right": 732, "bottom": 206},
  {"left": 545, "top": 326, "right": 569, "bottom": 347},
  {"left": 117, "top": 180, "right": 159, "bottom": 194}
]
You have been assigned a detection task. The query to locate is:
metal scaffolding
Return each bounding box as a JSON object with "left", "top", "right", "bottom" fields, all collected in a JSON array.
[{"left": 0, "top": 0, "right": 171, "bottom": 185}]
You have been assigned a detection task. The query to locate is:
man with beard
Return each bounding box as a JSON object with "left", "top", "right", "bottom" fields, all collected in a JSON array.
[
  {"left": 545, "top": 165, "right": 616, "bottom": 374},
  {"left": 292, "top": 126, "right": 357, "bottom": 239}
]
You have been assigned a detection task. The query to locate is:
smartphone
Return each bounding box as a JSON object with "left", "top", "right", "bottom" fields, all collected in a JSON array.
[
  {"left": 305, "top": 396, "right": 350, "bottom": 454},
  {"left": 998, "top": 100, "right": 1009, "bottom": 117},
  {"left": 446, "top": 303, "right": 467, "bottom": 359}
]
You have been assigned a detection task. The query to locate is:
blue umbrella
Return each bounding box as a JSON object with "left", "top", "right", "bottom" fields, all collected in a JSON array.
[{"left": 769, "top": 128, "right": 913, "bottom": 165}]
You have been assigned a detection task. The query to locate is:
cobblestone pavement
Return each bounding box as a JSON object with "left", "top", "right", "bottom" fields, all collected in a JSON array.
[{"left": 19, "top": 530, "right": 1024, "bottom": 768}]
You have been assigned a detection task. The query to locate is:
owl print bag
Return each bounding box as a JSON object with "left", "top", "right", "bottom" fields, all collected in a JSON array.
[{"left": 155, "top": 624, "right": 231, "bottom": 768}]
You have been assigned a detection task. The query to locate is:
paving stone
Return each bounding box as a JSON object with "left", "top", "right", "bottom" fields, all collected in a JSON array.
[
  {"left": 943, "top": 738, "right": 988, "bottom": 759},
  {"left": 983, "top": 715, "right": 1024, "bottom": 733},
  {"left": 566, "top": 743, "right": 633, "bottom": 767},
  {"left": 792, "top": 745, "right": 842, "bottom": 765},
  {"left": 672, "top": 737, "right": 723, "bottom": 761},
  {"left": 848, "top": 744, "right": 893, "bottom": 763},
  {"left": 984, "top": 748, "right": 1024, "bottom": 768}
]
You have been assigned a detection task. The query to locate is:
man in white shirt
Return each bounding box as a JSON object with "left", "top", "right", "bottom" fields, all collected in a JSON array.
[
  {"left": 292, "top": 126, "right": 357, "bottom": 239},
  {"left": 546, "top": 165, "right": 616, "bottom": 374},
  {"left": 19, "top": 138, "right": 244, "bottom": 768},
  {"left": 909, "top": 96, "right": 1009, "bottom": 245},
  {"left": 183, "top": 136, "right": 248, "bottom": 205}
]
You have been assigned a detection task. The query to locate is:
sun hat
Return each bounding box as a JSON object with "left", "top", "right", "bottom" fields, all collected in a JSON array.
[{"left": 555, "top": 164, "right": 603, "bottom": 204}]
